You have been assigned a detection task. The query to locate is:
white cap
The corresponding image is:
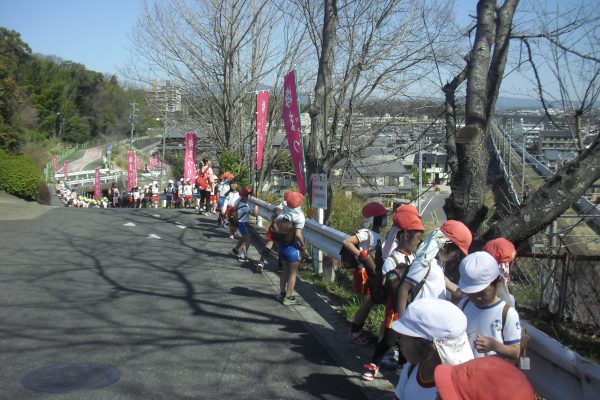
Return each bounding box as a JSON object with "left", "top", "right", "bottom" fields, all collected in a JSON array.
[
  {"left": 459, "top": 251, "right": 500, "bottom": 293},
  {"left": 392, "top": 298, "right": 474, "bottom": 365},
  {"left": 168, "top": 180, "right": 174, "bottom": 184}
]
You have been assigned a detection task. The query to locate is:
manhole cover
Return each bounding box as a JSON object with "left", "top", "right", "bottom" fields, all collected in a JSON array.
[{"left": 22, "top": 363, "right": 120, "bottom": 393}]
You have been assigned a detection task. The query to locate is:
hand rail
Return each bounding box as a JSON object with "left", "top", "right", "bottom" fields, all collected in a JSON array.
[{"left": 248, "top": 195, "right": 600, "bottom": 400}]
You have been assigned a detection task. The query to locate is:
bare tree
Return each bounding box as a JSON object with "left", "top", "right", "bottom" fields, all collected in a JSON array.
[
  {"left": 129, "top": 0, "right": 300, "bottom": 153},
  {"left": 293, "top": 0, "right": 456, "bottom": 210},
  {"left": 442, "top": 0, "right": 600, "bottom": 245}
]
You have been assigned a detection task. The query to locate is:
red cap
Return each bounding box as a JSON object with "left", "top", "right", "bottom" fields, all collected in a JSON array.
[
  {"left": 393, "top": 211, "right": 425, "bottom": 231},
  {"left": 395, "top": 204, "right": 419, "bottom": 216},
  {"left": 240, "top": 187, "right": 253, "bottom": 197},
  {"left": 221, "top": 171, "right": 234, "bottom": 180},
  {"left": 440, "top": 220, "right": 472, "bottom": 256},
  {"left": 483, "top": 238, "right": 516, "bottom": 263},
  {"left": 284, "top": 191, "right": 304, "bottom": 208},
  {"left": 435, "top": 357, "right": 535, "bottom": 400},
  {"left": 361, "top": 202, "right": 388, "bottom": 218}
]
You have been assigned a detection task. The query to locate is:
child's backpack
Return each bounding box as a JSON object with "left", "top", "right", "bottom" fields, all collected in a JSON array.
[
  {"left": 196, "top": 168, "right": 208, "bottom": 189},
  {"left": 271, "top": 216, "right": 296, "bottom": 245},
  {"left": 363, "top": 240, "right": 386, "bottom": 305}
]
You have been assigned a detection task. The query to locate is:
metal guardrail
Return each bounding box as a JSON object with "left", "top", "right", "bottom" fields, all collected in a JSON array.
[{"left": 248, "top": 196, "right": 600, "bottom": 400}]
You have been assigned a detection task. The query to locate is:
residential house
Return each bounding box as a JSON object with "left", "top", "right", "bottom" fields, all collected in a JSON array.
[{"left": 412, "top": 153, "right": 450, "bottom": 184}]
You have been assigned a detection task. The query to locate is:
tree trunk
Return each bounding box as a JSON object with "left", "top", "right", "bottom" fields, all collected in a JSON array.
[
  {"left": 444, "top": 0, "right": 518, "bottom": 232},
  {"left": 484, "top": 134, "right": 600, "bottom": 244},
  {"left": 306, "top": 0, "right": 337, "bottom": 181}
]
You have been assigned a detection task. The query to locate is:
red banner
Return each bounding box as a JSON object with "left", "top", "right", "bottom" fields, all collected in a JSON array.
[
  {"left": 62, "top": 161, "right": 69, "bottom": 181},
  {"left": 137, "top": 155, "right": 142, "bottom": 171},
  {"left": 282, "top": 70, "right": 307, "bottom": 194},
  {"left": 184, "top": 132, "right": 197, "bottom": 183},
  {"left": 256, "top": 90, "right": 269, "bottom": 169},
  {"left": 94, "top": 167, "right": 101, "bottom": 200},
  {"left": 127, "top": 150, "right": 137, "bottom": 191},
  {"left": 52, "top": 156, "right": 58, "bottom": 171}
]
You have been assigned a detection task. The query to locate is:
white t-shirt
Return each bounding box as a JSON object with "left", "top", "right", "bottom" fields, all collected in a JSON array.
[
  {"left": 280, "top": 206, "right": 306, "bottom": 230},
  {"left": 395, "top": 363, "right": 437, "bottom": 400},
  {"left": 382, "top": 250, "right": 414, "bottom": 275},
  {"left": 459, "top": 297, "right": 522, "bottom": 358},
  {"left": 223, "top": 191, "right": 240, "bottom": 210},
  {"left": 355, "top": 229, "right": 381, "bottom": 251},
  {"left": 218, "top": 182, "right": 230, "bottom": 196},
  {"left": 404, "top": 258, "right": 446, "bottom": 301},
  {"left": 183, "top": 184, "right": 193, "bottom": 196}
]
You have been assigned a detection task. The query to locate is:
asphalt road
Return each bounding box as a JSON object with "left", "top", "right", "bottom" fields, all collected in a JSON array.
[
  {"left": 418, "top": 187, "right": 449, "bottom": 223},
  {"left": 0, "top": 203, "right": 394, "bottom": 400}
]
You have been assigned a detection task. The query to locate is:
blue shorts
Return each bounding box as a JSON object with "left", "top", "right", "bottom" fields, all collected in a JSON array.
[
  {"left": 278, "top": 242, "right": 300, "bottom": 263},
  {"left": 219, "top": 196, "right": 225, "bottom": 207},
  {"left": 238, "top": 222, "right": 249, "bottom": 235}
]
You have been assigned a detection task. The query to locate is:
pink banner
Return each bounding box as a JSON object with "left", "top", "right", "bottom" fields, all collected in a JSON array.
[
  {"left": 127, "top": 150, "right": 137, "bottom": 191},
  {"left": 256, "top": 90, "right": 269, "bottom": 169},
  {"left": 52, "top": 156, "right": 58, "bottom": 171},
  {"left": 62, "top": 161, "right": 69, "bottom": 181},
  {"left": 94, "top": 167, "right": 101, "bottom": 200},
  {"left": 148, "top": 154, "right": 161, "bottom": 171},
  {"left": 184, "top": 132, "right": 197, "bottom": 182},
  {"left": 282, "top": 70, "right": 307, "bottom": 194},
  {"left": 136, "top": 155, "right": 142, "bottom": 171}
]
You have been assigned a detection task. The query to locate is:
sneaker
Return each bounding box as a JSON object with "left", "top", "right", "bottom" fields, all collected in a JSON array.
[
  {"left": 229, "top": 234, "right": 235, "bottom": 240},
  {"left": 275, "top": 292, "right": 286, "bottom": 302},
  {"left": 237, "top": 255, "right": 247, "bottom": 262},
  {"left": 232, "top": 247, "right": 239, "bottom": 255},
  {"left": 256, "top": 262, "right": 264, "bottom": 273},
  {"left": 282, "top": 296, "right": 299, "bottom": 306},
  {"left": 361, "top": 363, "right": 380, "bottom": 381}
]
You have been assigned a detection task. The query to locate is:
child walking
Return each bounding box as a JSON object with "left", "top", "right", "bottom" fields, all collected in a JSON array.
[{"left": 392, "top": 298, "right": 474, "bottom": 400}]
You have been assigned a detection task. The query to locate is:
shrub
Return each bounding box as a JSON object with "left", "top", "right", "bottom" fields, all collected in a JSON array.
[{"left": 0, "top": 152, "right": 44, "bottom": 200}]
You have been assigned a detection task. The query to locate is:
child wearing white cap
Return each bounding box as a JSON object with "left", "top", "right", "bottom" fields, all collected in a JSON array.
[
  {"left": 458, "top": 251, "right": 522, "bottom": 361},
  {"left": 392, "top": 298, "right": 473, "bottom": 400}
]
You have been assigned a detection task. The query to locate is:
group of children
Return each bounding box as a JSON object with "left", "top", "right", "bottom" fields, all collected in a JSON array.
[{"left": 340, "top": 201, "right": 534, "bottom": 399}]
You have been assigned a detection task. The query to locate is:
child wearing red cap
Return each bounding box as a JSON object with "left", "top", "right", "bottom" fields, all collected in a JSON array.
[
  {"left": 343, "top": 202, "right": 388, "bottom": 346},
  {"left": 222, "top": 183, "right": 240, "bottom": 239},
  {"left": 361, "top": 210, "right": 425, "bottom": 381},
  {"left": 434, "top": 357, "right": 535, "bottom": 400},
  {"left": 396, "top": 220, "right": 471, "bottom": 318},
  {"left": 457, "top": 252, "right": 522, "bottom": 361},
  {"left": 232, "top": 187, "right": 257, "bottom": 262},
  {"left": 484, "top": 237, "right": 517, "bottom": 307},
  {"left": 276, "top": 191, "right": 307, "bottom": 306}
]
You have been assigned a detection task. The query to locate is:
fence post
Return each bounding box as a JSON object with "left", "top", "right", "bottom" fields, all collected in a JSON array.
[{"left": 557, "top": 253, "right": 571, "bottom": 320}]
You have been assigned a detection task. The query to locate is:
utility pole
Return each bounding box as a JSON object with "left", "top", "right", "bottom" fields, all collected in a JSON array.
[
  {"left": 159, "top": 107, "right": 168, "bottom": 191},
  {"left": 521, "top": 119, "right": 526, "bottom": 203},
  {"left": 129, "top": 101, "right": 137, "bottom": 149},
  {"left": 417, "top": 140, "right": 423, "bottom": 214}
]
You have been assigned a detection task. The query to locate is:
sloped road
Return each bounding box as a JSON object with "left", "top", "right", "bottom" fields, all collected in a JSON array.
[{"left": 0, "top": 206, "right": 393, "bottom": 399}]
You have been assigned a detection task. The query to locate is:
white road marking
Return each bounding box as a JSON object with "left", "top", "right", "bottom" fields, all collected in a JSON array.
[
  {"left": 153, "top": 214, "right": 161, "bottom": 218},
  {"left": 123, "top": 222, "right": 136, "bottom": 227},
  {"left": 176, "top": 225, "right": 186, "bottom": 229},
  {"left": 147, "top": 234, "right": 161, "bottom": 239}
]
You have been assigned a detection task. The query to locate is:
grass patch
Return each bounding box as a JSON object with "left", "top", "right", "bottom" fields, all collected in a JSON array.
[{"left": 298, "top": 265, "right": 385, "bottom": 339}]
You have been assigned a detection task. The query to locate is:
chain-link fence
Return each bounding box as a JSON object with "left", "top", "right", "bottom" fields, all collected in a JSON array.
[{"left": 511, "top": 253, "right": 600, "bottom": 328}]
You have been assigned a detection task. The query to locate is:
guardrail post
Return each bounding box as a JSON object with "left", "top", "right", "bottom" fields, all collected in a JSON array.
[
  {"left": 322, "top": 254, "right": 336, "bottom": 283},
  {"left": 557, "top": 253, "right": 571, "bottom": 320},
  {"left": 312, "top": 207, "right": 324, "bottom": 274}
]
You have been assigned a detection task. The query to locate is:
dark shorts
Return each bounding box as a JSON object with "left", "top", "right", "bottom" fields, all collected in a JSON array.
[
  {"left": 238, "top": 222, "right": 249, "bottom": 235},
  {"left": 278, "top": 242, "right": 300, "bottom": 263}
]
